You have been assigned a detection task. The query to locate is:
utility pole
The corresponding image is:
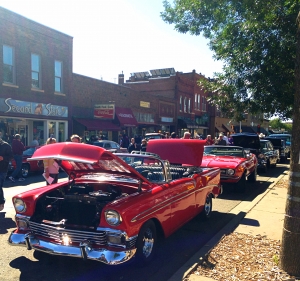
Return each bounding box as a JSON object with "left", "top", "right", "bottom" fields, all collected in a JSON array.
[{"left": 280, "top": 11, "right": 300, "bottom": 276}]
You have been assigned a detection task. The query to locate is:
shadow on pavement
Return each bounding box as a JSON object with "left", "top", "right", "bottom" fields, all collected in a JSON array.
[{"left": 0, "top": 212, "right": 16, "bottom": 234}]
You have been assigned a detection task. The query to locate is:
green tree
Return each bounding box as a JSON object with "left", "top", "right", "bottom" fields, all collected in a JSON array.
[
  {"left": 161, "top": 1, "right": 300, "bottom": 275},
  {"left": 161, "top": 0, "right": 298, "bottom": 120},
  {"left": 269, "top": 118, "right": 292, "bottom": 133}
]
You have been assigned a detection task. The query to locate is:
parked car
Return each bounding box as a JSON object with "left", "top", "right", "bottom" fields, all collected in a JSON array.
[
  {"left": 145, "top": 133, "right": 165, "bottom": 140},
  {"left": 264, "top": 137, "right": 288, "bottom": 163},
  {"left": 259, "top": 139, "right": 279, "bottom": 168},
  {"left": 90, "top": 140, "right": 127, "bottom": 153},
  {"left": 10, "top": 146, "right": 44, "bottom": 178},
  {"left": 268, "top": 134, "right": 291, "bottom": 157},
  {"left": 8, "top": 140, "right": 221, "bottom": 265},
  {"left": 230, "top": 133, "right": 268, "bottom": 173},
  {"left": 201, "top": 145, "right": 258, "bottom": 192}
]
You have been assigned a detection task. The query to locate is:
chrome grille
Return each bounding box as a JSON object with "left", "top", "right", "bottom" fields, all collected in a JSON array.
[{"left": 29, "top": 221, "right": 107, "bottom": 245}]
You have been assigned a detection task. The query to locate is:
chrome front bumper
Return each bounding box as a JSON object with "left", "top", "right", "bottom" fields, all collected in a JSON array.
[{"left": 8, "top": 230, "right": 136, "bottom": 265}]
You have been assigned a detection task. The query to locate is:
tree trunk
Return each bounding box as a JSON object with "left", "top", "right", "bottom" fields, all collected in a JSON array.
[{"left": 280, "top": 11, "right": 300, "bottom": 276}]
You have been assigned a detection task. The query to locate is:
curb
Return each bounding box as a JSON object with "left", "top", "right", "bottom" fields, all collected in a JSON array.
[{"left": 168, "top": 173, "right": 288, "bottom": 281}]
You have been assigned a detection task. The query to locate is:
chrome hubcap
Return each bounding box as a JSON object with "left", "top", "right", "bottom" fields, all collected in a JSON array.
[{"left": 142, "top": 228, "right": 154, "bottom": 258}]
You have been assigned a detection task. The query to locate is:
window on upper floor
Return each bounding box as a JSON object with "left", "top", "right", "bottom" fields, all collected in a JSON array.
[
  {"left": 179, "top": 96, "right": 183, "bottom": 112},
  {"left": 55, "top": 60, "right": 62, "bottom": 92},
  {"left": 197, "top": 94, "right": 201, "bottom": 110},
  {"left": 188, "top": 98, "right": 191, "bottom": 113},
  {"left": 31, "top": 54, "right": 41, "bottom": 89},
  {"left": 3, "top": 45, "right": 15, "bottom": 84},
  {"left": 184, "top": 97, "right": 187, "bottom": 113},
  {"left": 202, "top": 96, "right": 207, "bottom": 112}
]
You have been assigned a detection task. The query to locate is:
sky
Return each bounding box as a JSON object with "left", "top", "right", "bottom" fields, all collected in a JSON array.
[{"left": 0, "top": 0, "right": 223, "bottom": 83}]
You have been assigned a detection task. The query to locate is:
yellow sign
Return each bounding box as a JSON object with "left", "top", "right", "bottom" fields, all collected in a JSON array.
[{"left": 140, "top": 101, "right": 150, "bottom": 108}]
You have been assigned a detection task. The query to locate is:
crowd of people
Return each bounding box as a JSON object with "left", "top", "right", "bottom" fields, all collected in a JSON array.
[{"left": 0, "top": 130, "right": 237, "bottom": 212}]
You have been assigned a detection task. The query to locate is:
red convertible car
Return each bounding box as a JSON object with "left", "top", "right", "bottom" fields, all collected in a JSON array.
[
  {"left": 8, "top": 140, "right": 221, "bottom": 265},
  {"left": 201, "top": 145, "right": 258, "bottom": 192}
]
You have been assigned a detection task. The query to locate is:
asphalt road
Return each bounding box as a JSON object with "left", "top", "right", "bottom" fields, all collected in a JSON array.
[{"left": 0, "top": 163, "right": 290, "bottom": 281}]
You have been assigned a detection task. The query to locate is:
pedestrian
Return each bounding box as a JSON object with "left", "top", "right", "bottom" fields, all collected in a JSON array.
[
  {"left": 128, "top": 138, "right": 137, "bottom": 153},
  {"left": 140, "top": 139, "right": 147, "bottom": 152},
  {"left": 70, "top": 134, "right": 81, "bottom": 143},
  {"left": 181, "top": 132, "right": 191, "bottom": 139},
  {"left": 227, "top": 132, "right": 234, "bottom": 145},
  {"left": 205, "top": 135, "right": 215, "bottom": 145},
  {"left": 214, "top": 132, "right": 227, "bottom": 145},
  {"left": 120, "top": 134, "right": 129, "bottom": 149},
  {"left": 31, "top": 136, "right": 39, "bottom": 146},
  {"left": 170, "top": 132, "right": 177, "bottom": 139},
  {"left": 9, "top": 134, "right": 25, "bottom": 182},
  {"left": 0, "top": 137, "right": 13, "bottom": 211},
  {"left": 43, "top": 137, "right": 59, "bottom": 185}
]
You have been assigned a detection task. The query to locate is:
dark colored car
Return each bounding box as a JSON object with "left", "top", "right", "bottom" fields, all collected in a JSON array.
[
  {"left": 259, "top": 140, "right": 279, "bottom": 168},
  {"left": 268, "top": 134, "right": 291, "bottom": 158},
  {"left": 10, "top": 146, "right": 44, "bottom": 178},
  {"left": 231, "top": 133, "right": 268, "bottom": 173},
  {"left": 91, "top": 140, "right": 127, "bottom": 153},
  {"left": 264, "top": 137, "right": 288, "bottom": 163}
]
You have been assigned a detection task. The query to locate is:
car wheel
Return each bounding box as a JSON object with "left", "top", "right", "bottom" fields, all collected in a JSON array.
[
  {"left": 135, "top": 220, "right": 157, "bottom": 265},
  {"left": 234, "top": 173, "right": 246, "bottom": 193},
  {"left": 248, "top": 167, "right": 257, "bottom": 182},
  {"left": 200, "top": 194, "right": 212, "bottom": 219},
  {"left": 21, "top": 163, "right": 30, "bottom": 178}
]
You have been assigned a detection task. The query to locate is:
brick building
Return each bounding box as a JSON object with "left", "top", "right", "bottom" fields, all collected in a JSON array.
[
  {"left": 125, "top": 69, "right": 213, "bottom": 138},
  {"left": 0, "top": 7, "right": 72, "bottom": 145}
]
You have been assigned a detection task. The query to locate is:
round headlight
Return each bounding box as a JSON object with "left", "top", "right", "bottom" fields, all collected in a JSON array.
[
  {"left": 105, "top": 210, "right": 121, "bottom": 226},
  {"left": 13, "top": 198, "right": 26, "bottom": 213},
  {"left": 227, "top": 169, "right": 235, "bottom": 176}
]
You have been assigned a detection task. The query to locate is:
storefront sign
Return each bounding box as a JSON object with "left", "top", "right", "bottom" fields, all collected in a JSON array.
[
  {"left": 94, "top": 104, "right": 115, "bottom": 119},
  {"left": 161, "top": 117, "right": 173, "bottom": 122},
  {"left": 140, "top": 101, "right": 150, "bottom": 108},
  {"left": 1, "top": 98, "right": 68, "bottom": 117}
]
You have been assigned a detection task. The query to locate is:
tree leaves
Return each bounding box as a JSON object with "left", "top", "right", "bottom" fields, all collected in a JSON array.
[{"left": 161, "top": 0, "right": 299, "bottom": 119}]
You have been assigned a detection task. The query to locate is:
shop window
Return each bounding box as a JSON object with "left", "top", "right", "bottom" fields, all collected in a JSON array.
[
  {"left": 3, "top": 45, "right": 15, "bottom": 84},
  {"left": 31, "top": 54, "right": 41, "bottom": 89},
  {"left": 179, "top": 96, "right": 182, "bottom": 112},
  {"left": 55, "top": 60, "right": 62, "bottom": 92}
]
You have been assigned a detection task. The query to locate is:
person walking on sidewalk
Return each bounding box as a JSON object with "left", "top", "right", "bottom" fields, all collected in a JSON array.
[
  {"left": 43, "top": 137, "right": 59, "bottom": 185},
  {"left": 0, "top": 137, "right": 13, "bottom": 211},
  {"left": 9, "top": 134, "right": 25, "bottom": 182}
]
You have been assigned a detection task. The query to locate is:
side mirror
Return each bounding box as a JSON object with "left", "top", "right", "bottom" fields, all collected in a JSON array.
[{"left": 244, "top": 149, "right": 250, "bottom": 158}]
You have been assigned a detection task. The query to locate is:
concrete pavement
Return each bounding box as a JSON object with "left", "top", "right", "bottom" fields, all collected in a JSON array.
[{"left": 168, "top": 170, "right": 289, "bottom": 281}]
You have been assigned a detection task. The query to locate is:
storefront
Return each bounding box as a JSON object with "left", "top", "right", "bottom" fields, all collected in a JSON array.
[{"left": 0, "top": 98, "right": 68, "bottom": 146}]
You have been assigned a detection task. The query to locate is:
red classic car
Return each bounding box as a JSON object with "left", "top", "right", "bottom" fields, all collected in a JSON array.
[
  {"left": 8, "top": 140, "right": 221, "bottom": 265},
  {"left": 10, "top": 146, "right": 44, "bottom": 178},
  {"left": 201, "top": 145, "right": 258, "bottom": 192}
]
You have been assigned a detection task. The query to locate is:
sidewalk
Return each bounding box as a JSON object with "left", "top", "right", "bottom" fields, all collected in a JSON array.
[{"left": 168, "top": 170, "right": 289, "bottom": 281}]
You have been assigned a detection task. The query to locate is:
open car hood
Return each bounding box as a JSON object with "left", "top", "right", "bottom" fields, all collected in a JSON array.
[
  {"left": 28, "top": 142, "right": 151, "bottom": 184},
  {"left": 146, "top": 139, "right": 205, "bottom": 166}
]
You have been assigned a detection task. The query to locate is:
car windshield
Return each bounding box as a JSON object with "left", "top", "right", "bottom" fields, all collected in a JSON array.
[
  {"left": 92, "top": 142, "right": 104, "bottom": 147},
  {"left": 204, "top": 146, "right": 245, "bottom": 157},
  {"left": 117, "top": 154, "right": 166, "bottom": 182}
]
